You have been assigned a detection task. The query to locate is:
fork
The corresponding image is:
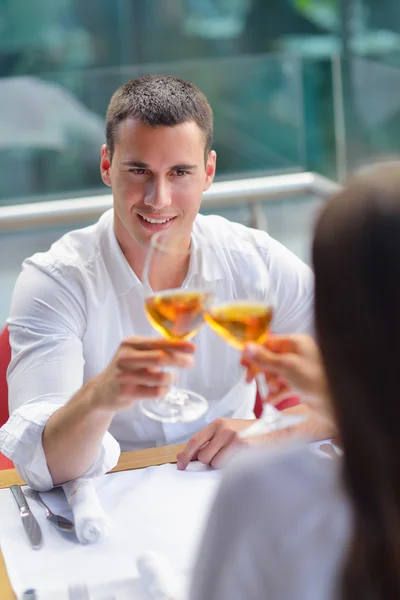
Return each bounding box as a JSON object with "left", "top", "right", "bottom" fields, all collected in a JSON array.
[{"left": 24, "top": 488, "right": 75, "bottom": 533}]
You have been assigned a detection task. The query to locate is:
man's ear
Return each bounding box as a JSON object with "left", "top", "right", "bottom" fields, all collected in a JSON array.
[
  {"left": 203, "top": 150, "right": 216, "bottom": 192},
  {"left": 100, "top": 144, "right": 112, "bottom": 187}
]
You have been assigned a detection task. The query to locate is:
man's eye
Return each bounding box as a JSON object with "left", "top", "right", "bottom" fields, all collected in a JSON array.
[
  {"left": 129, "top": 168, "right": 146, "bottom": 175},
  {"left": 174, "top": 169, "right": 188, "bottom": 177}
]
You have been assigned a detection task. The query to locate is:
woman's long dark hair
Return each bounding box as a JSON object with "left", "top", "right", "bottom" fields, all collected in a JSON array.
[{"left": 313, "top": 163, "right": 400, "bottom": 599}]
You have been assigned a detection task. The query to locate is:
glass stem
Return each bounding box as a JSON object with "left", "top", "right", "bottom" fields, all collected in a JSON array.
[
  {"left": 165, "top": 368, "right": 183, "bottom": 403},
  {"left": 255, "top": 372, "right": 280, "bottom": 420},
  {"left": 256, "top": 372, "right": 269, "bottom": 401}
]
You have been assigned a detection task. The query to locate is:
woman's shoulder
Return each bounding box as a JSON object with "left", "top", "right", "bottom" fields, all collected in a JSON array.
[
  {"left": 192, "top": 443, "right": 351, "bottom": 600},
  {"left": 220, "top": 442, "right": 349, "bottom": 534},
  {"left": 225, "top": 441, "right": 340, "bottom": 487}
]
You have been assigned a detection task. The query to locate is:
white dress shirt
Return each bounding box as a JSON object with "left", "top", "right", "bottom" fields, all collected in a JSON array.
[
  {"left": 191, "top": 444, "right": 352, "bottom": 600},
  {"left": 0, "top": 210, "right": 313, "bottom": 490}
]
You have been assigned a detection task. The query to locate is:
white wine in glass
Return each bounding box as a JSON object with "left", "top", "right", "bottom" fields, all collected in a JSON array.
[
  {"left": 140, "top": 230, "right": 213, "bottom": 423},
  {"left": 145, "top": 290, "right": 214, "bottom": 341},
  {"left": 204, "top": 301, "right": 273, "bottom": 350}
]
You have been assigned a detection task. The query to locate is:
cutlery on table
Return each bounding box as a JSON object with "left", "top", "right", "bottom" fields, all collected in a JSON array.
[
  {"left": 24, "top": 488, "right": 75, "bottom": 533},
  {"left": 10, "top": 485, "right": 42, "bottom": 550}
]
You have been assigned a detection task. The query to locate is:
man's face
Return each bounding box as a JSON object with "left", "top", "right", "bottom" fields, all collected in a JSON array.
[{"left": 101, "top": 118, "right": 216, "bottom": 250}]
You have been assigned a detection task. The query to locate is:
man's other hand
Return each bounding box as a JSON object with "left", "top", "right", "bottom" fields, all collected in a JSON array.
[{"left": 176, "top": 418, "right": 255, "bottom": 470}]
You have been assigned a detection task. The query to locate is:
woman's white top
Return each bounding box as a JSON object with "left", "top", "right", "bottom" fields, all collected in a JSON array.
[{"left": 191, "top": 444, "right": 352, "bottom": 600}]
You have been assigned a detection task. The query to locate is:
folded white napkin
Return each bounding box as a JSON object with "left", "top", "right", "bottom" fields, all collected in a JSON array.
[
  {"left": 62, "top": 479, "right": 111, "bottom": 544},
  {"left": 137, "top": 551, "right": 182, "bottom": 600}
]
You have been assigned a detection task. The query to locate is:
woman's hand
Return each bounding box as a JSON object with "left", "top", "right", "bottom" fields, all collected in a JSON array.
[{"left": 242, "top": 334, "right": 330, "bottom": 417}]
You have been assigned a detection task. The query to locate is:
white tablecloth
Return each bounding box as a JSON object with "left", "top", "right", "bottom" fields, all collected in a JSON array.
[
  {"left": 0, "top": 440, "right": 338, "bottom": 599},
  {"left": 0, "top": 462, "right": 221, "bottom": 599}
]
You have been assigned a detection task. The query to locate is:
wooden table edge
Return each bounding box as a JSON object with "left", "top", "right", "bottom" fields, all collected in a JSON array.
[{"left": 0, "top": 443, "right": 185, "bottom": 599}]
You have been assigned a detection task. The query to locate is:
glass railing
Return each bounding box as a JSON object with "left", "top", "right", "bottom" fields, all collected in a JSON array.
[
  {"left": 8, "top": 50, "right": 400, "bottom": 207},
  {"left": 3, "top": 0, "right": 400, "bottom": 208},
  {"left": 284, "top": 0, "right": 400, "bottom": 176},
  {"left": 337, "top": 54, "right": 400, "bottom": 174},
  {"left": 0, "top": 53, "right": 308, "bottom": 205}
]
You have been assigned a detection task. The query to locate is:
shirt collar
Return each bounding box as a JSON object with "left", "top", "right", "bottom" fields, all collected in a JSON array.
[
  {"left": 185, "top": 222, "right": 225, "bottom": 285},
  {"left": 99, "top": 210, "right": 141, "bottom": 297},
  {"left": 99, "top": 211, "right": 224, "bottom": 297}
]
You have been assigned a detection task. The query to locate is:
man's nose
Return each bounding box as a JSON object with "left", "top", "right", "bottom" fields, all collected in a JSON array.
[{"left": 144, "top": 179, "right": 172, "bottom": 209}]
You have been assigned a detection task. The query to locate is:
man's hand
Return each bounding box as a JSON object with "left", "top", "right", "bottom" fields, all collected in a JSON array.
[
  {"left": 176, "top": 404, "right": 337, "bottom": 471},
  {"left": 43, "top": 336, "right": 195, "bottom": 485},
  {"left": 91, "top": 336, "right": 195, "bottom": 413},
  {"left": 176, "top": 418, "right": 255, "bottom": 470}
]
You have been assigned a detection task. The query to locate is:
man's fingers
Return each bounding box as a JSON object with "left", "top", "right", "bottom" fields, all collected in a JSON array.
[
  {"left": 209, "top": 436, "right": 253, "bottom": 469},
  {"left": 117, "top": 348, "right": 195, "bottom": 371},
  {"left": 161, "top": 350, "right": 195, "bottom": 368},
  {"left": 117, "top": 367, "right": 172, "bottom": 387},
  {"left": 177, "top": 442, "right": 206, "bottom": 466},
  {"left": 122, "top": 337, "right": 196, "bottom": 353},
  {"left": 197, "top": 426, "right": 236, "bottom": 466},
  {"left": 176, "top": 424, "right": 216, "bottom": 470}
]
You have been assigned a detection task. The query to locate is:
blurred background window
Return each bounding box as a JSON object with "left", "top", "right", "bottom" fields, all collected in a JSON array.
[
  {"left": 0, "top": 0, "right": 334, "bottom": 205},
  {"left": 2, "top": 0, "right": 400, "bottom": 204}
]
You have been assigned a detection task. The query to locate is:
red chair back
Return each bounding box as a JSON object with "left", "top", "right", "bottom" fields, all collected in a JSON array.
[
  {"left": 0, "top": 327, "right": 10, "bottom": 427},
  {"left": 0, "top": 326, "right": 14, "bottom": 469}
]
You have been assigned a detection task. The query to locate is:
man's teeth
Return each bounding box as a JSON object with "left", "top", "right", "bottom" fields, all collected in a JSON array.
[{"left": 140, "top": 215, "right": 173, "bottom": 224}]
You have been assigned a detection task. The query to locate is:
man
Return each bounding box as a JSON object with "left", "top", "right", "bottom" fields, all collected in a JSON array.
[{"left": 0, "top": 75, "right": 331, "bottom": 491}]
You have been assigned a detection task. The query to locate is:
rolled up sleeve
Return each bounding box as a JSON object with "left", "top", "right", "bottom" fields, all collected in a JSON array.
[
  {"left": 0, "top": 402, "right": 120, "bottom": 491},
  {"left": 1, "top": 259, "right": 120, "bottom": 490}
]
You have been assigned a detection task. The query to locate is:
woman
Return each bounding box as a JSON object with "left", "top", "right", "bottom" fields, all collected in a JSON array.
[{"left": 191, "top": 162, "right": 400, "bottom": 599}]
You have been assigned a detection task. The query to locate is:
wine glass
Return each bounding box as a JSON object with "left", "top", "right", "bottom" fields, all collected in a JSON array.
[
  {"left": 203, "top": 237, "right": 307, "bottom": 438},
  {"left": 139, "top": 229, "right": 213, "bottom": 423}
]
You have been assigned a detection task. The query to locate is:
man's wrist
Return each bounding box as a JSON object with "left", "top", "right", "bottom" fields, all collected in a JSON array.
[{"left": 80, "top": 375, "right": 117, "bottom": 421}]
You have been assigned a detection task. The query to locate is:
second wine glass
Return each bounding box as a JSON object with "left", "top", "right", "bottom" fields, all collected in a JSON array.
[
  {"left": 203, "top": 236, "right": 306, "bottom": 437},
  {"left": 140, "top": 229, "right": 213, "bottom": 423}
]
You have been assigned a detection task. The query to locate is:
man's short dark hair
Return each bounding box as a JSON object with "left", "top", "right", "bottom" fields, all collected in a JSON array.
[{"left": 106, "top": 75, "right": 213, "bottom": 163}]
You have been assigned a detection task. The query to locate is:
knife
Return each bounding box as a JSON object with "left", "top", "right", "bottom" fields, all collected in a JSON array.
[{"left": 10, "top": 485, "right": 43, "bottom": 550}]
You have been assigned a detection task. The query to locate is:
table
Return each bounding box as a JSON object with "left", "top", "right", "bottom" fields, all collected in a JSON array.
[{"left": 0, "top": 443, "right": 185, "bottom": 600}]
